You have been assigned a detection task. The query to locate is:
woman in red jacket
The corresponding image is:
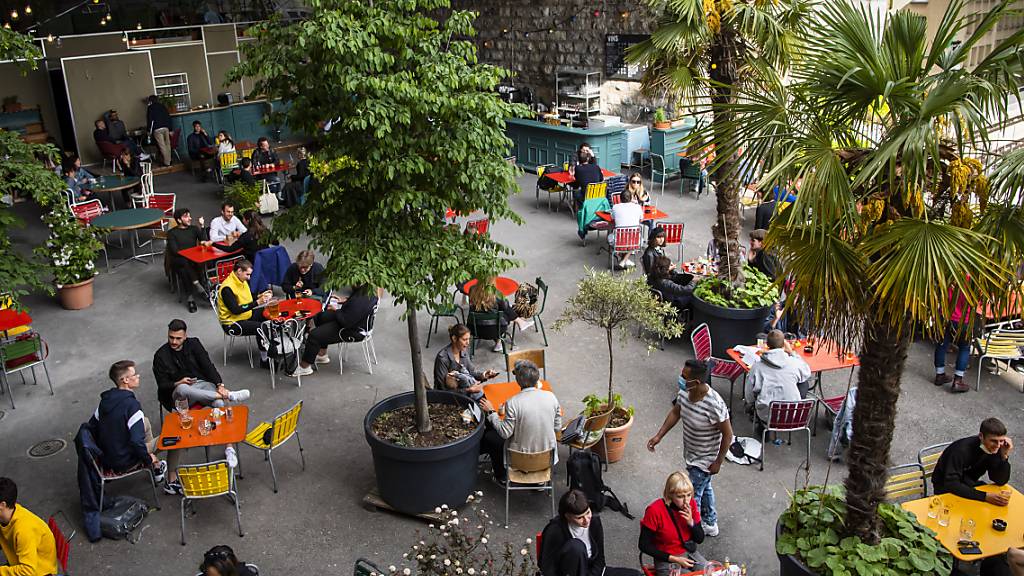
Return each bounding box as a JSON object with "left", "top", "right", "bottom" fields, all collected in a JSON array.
[{"left": 638, "top": 471, "right": 706, "bottom": 574}]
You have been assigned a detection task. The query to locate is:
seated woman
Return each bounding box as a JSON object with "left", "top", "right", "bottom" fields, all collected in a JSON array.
[
  {"left": 627, "top": 171, "right": 650, "bottom": 205},
  {"left": 282, "top": 249, "right": 326, "bottom": 300},
  {"left": 541, "top": 489, "right": 641, "bottom": 576},
  {"left": 432, "top": 323, "right": 499, "bottom": 399},
  {"left": 199, "top": 544, "right": 258, "bottom": 576},
  {"left": 219, "top": 210, "right": 271, "bottom": 263},
  {"left": 642, "top": 226, "right": 669, "bottom": 276},
  {"left": 468, "top": 278, "right": 533, "bottom": 353},
  {"left": 166, "top": 208, "right": 211, "bottom": 313},
  {"left": 638, "top": 472, "right": 706, "bottom": 575},
  {"left": 290, "top": 285, "right": 379, "bottom": 377},
  {"left": 118, "top": 147, "right": 144, "bottom": 205},
  {"left": 647, "top": 255, "right": 695, "bottom": 314},
  {"left": 216, "top": 258, "right": 273, "bottom": 365}
]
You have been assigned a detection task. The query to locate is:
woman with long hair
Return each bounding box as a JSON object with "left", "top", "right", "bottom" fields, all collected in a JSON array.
[
  {"left": 627, "top": 171, "right": 650, "bottom": 205},
  {"left": 468, "top": 278, "right": 533, "bottom": 352}
]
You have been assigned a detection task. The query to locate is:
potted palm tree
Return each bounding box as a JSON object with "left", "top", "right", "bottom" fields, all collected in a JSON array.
[
  {"left": 553, "top": 270, "right": 683, "bottom": 463},
  {"left": 719, "top": 0, "right": 1024, "bottom": 564}
]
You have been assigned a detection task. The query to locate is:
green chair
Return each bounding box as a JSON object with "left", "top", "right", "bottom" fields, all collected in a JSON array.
[
  {"left": 425, "top": 291, "right": 464, "bottom": 348},
  {"left": 510, "top": 277, "right": 549, "bottom": 347},
  {"left": 467, "top": 310, "right": 505, "bottom": 357},
  {"left": 0, "top": 332, "right": 53, "bottom": 409}
]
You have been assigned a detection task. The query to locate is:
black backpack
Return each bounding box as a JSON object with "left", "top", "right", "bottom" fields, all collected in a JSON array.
[
  {"left": 100, "top": 495, "right": 149, "bottom": 542},
  {"left": 565, "top": 450, "right": 633, "bottom": 519}
]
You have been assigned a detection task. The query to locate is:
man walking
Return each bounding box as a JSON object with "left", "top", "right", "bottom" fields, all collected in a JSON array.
[
  {"left": 146, "top": 95, "right": 173, "bottom": 166},
  {"left": 647, "top": 360, "right": 733, "bottom": 537}
]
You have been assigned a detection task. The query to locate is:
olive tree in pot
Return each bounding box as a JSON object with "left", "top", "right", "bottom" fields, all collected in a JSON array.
[
  {"left": 229, "top": 0, "right": 524, "bottom": 514},
  {"left": 553, "top": 269, "right": 683, "bottom": 463}
]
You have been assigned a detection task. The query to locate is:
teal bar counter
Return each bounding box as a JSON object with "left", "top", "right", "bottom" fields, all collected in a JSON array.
[
  {"left": 506, "top": 118, "right": 626, "bottom": 171},
  {"left": 170, "top": 99, "right": 296, "bottom": 158},
  {"left": 649, "top": 119, "right": 696, "bottom": 161}
]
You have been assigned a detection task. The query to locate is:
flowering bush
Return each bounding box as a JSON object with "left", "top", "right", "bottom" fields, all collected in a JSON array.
[
  {"left": 34, "top": 201, "right": 104, "bottom": 288},
  {"left": 371, "top": 493, "right": 537, "bottom": 576}
]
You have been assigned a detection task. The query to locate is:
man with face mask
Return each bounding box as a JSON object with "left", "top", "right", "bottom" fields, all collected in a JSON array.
[
  {"left": 933, "top": 417, "right": 1013, "bottom": 504},
  {"left": 646, "top": 359, "right": 733, "bottom": 538}
]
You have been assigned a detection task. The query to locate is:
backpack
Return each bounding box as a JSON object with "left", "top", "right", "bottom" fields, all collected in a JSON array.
[
  {"left": 512, "top": 282, "right": 539, "bottom": 318},
  {"left": 261, "top": 320, "right": 301, "bottom": 375},
  {"left": 100, "top": 495, "right": 149, "bottom": 542},
  {"left": 565, "top": 450, "right": 634, "bottom": 519}
]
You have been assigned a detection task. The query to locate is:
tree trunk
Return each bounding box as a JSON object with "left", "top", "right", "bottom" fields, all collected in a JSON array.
[
  {"left": 407, "top": 308, "right": 431, "bottom": 433},
  {"left": 606, "top": 327, "right": 614, "bottom": 404},
  {"left": 843, "top": 317, "right": 910, "bottom": 543},
  {"left": 709, "top": 26, "right": 744, "bottom": 286}
]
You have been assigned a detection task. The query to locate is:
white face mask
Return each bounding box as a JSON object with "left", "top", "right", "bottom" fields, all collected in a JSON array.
[{"left": 980, "top": 436, "right": 1000, "bottom": 455}]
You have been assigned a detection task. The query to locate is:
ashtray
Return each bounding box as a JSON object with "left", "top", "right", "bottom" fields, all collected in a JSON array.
[
  {"left": 804, "top": 345, "right": 814, "bottom": 354},
  {"left": 992, "top": 519, "right": 1007, "bottom": 531},
  {"left": 298, "top": 309, "right": 311, "bottom": 316}
]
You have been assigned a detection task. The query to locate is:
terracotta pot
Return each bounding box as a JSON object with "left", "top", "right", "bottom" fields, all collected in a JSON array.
[
  {"left": 653, "top": 121, "right": 672, "bottom": 130},
  {"left": 593, "top": 409, "right": 633, "bottom": 464},
  {"left": 3, "top": 103, "right": 22, "bottom": 113},
  {"left": 58, "top": 278, "right": 94, "bottom": 310}
]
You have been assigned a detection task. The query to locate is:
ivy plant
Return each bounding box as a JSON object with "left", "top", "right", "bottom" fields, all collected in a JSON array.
[
  {"left": 694, "top": 265, "right": 778, "bottom": 309},
  {"left": 227, "top": 0, "right": 525, "bottom": 433},
  {"left": 777, "top": 486, "right": 953, "bottom": 576}
]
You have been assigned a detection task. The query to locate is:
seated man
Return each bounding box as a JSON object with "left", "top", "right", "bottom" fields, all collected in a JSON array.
[
  {"left": 571, "top": 152, "right": 603, "bottom": 209},
  {"left": 251, "top": 137, "right": 282, "bottom": 193},
  {"left": 224, "top": 157, "right": 257, "bottom": 186},
  {"left": 216, "top": 260, "right": 273, "bottom": 366},
  {"left": 93, "top": 118, "right": 126, "bottom": 154},
  {"left": 608, "top": 188, "right": 643, "bottom": 270},
  {"left": 0, "top": 477, "right": 57, "bottom": 576},
  {"left": 103, "top": 108, "right": 146, "bottom": 158},
  {"left": 479, "top": 359, "right": 560, "bottom": 484},
  {"left": 166, "top": 208, "right": 211, "bottom": 313},
  {"left": 290, "top": 285, "right": 378, "bottom": 377},
  {"left": 981, "top": 547, "right": 1024, "bottom": 576},
  {"left": 209, "top": 201, "right": 248, "bottom": 247},
  {"left": 540, "top": 489, "right": 641, "bottom": 576},
  {"left": 186, "top": 121, "right": 218, "bottom": 181},
  {"left": 933, "top": 417, "right": 1012, "bottom": 504},
  {"left": 744, "top": 329, "right": 810, "bottom": 434},
  {"left": 90, "top": 360, "right": 168, "bottom": 482}
]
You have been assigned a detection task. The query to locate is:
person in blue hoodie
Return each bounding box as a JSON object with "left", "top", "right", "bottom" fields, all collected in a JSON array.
[{"left": 89, "top": 360, "right": 168, "bottom": 483}]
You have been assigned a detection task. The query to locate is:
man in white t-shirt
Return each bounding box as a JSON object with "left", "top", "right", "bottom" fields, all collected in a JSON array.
[
  {"left": 209, "top": 201, "right": 247, "bottom": 244},
  {"left": 609, "top": 188, "right": 644, "bottom": 270}
]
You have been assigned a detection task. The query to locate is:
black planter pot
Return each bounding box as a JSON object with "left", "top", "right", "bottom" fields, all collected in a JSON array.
[
  {"left": 364, "top": 390, "right": 485, "bottom": 515},
  {"left": 692, "top": 294, "right": 772, "bottom": 358},
  {"left": 776, "top": 518, "right": 819, "bottom": 576}
]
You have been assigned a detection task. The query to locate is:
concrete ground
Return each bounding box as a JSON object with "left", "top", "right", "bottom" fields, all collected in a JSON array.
[{"left": 3, "top": 169, "right": 1022, "bottom": 575}]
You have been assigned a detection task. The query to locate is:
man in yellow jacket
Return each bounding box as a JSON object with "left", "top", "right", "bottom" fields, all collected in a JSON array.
[
  {"left": 0, "top": 477, "right": 56, "bottom": 576},
  {"left": 217, "top": 258, "right": 272, "bottom": 366}
]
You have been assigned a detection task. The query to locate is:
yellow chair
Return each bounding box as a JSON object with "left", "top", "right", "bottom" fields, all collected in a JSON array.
[
  {"left": 584, "top": 181, "right": 608, "bottom": 202},
  {"left": 884, "top": 463, "right": 926, "bottom": 502},
  {"left": 241, "top": 401, "right": 306, "bottom": 493},
  {"left": 0, "top": 295, "right": 30, "bottom": 338},
  {"left": 219, "top": 150, "right": 239, "bottom": 180},
  {"left": 505, "top": 348, "right": 547, "bottom": 381},
  {"left": 177, "top": 461, "right": 242, "bottom": 545},
  {"left": 973, "top": 325, "right": 1024, "bottom": 391},
  {"left": 918, "top": 441, "right": 951, "bottom": 494},
  {"left": 503, "top": 446, "right": 556, "bottom": 528},
  {"left": 535, "top": 165, "right": 567, "bottom": 212}
]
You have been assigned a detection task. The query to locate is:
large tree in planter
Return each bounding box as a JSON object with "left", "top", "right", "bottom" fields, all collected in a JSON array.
[
  {"left": 726, "top": 0, "right": 1024, "bottom": 544},
  {"left": 228, "top": 0, "right": 523, "bottom": 432},
  {"left": 627, "top": 0, "right": 812, "bottom": 287}
]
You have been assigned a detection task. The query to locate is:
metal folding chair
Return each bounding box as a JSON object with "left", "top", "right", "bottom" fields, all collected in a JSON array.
[{"left": 759, "top": 399, "right": 815, "bottom": 471}]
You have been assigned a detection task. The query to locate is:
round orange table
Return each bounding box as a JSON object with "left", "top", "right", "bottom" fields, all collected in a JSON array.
[
  {"left": 461, "top": 277, "right": 519, "bottom": 297},
  {"left": 263, "top": 297, "right": 323, "bottom": 321}
]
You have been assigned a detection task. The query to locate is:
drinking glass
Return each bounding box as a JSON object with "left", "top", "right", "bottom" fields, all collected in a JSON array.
[
  {"left": 211, "top": 408, "right": 222, "bottom": 424},
  {"left": 174, "top": 397, "right": 189, "bottom": 415},
  {"left": 959, "top": 517, "right": 975, "bottom": 541},
  {"left": 927, "top": 497, "right": 941, "bottom": 519},
  {"left": 267, "top": 298, "right": 280, "bottom": 318},
  {"left": 179, "top": 412, "right": 193, "bottom": 430},
  {"left": 198, "top": 419, "right": 212, "bottom": 436},
  {"left": 225, "top": 407, "right": 234, "bottom": 423},
  {"left": 756, "top": 332, "right": 767, "bottom": 350},
  {"left": 1000, "top": 488, "right": 1012, "bottom": 503},
  {"left": 938, "top": 505, "right": 951, "bottom": 527}
]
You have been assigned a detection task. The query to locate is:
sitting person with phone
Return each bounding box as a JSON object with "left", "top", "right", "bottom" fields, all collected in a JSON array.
[
  {"left": 639, "top": 471, "right": 707, "bottom": 574},
  {"left": 289, "top": 284, "right": 379, "bottom": 377},
  {"left": 933, "top": 417, "right": 1013, "bottom": 505},
  {"left": 433, "top": 323, "right": 499, "bottom": 398},
  {"left": 217, "top": 259, "right": 273, "bottom": 367},
  {"left": 540, "top": 489, "right": 640, "bottom": 576},
  {"left": 282, "top": 250, "right": 327, "bottom": 300}
]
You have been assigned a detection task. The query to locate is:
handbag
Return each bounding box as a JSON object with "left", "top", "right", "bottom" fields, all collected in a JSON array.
[
  {"left": 664, "top": 499, "right": 698, "bottom": 554},
  {"left": 559, "top": 414, "right": 586, "bottom": 444},
  {"left": 258, "top": 187, "right": 279, "bottom": 214}
]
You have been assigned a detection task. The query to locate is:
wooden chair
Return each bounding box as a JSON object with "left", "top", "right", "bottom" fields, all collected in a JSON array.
[
  {"left": 505, "top": 348, "right": 547, "bottom": 381},
  {"left": 177, "top": 460, "right": 242, "bottom": 545},
  {"left": 241, "top": 400, "right": 306, "bottom": 493},
  {"left": 564, "top": 409, "right": 613, "bottom": 470},
  {"left": 884, "top": 463, "right": 926, "bottom": 502},
  {"left": 918, "top": 441, "right": 952, "bottom": 494},
  {"left": 504, "top": 446, "right": 556, "bottom": 527},
  {"left": 759, "top": 399, "right": 815, "bottom": 471}
]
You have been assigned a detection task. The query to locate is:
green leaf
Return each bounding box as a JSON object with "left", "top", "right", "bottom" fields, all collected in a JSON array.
[{"left": 908, "top": 550, "right": 934, "bottom": 572}]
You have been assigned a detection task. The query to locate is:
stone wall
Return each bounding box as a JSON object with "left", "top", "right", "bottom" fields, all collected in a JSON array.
[{"left": 449, "top": 0, "right": 667, "bottom": 121}]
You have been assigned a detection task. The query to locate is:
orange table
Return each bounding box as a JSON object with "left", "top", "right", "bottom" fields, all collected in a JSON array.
[
  {"left": 544, "top": 167, "right": 617, "bottom": 185},
  {"left": 461, "top": 277, "right": 519, "bottom": 297},
  {"left": 178, "top": 244, "right": 241, "bottom": 265},
  {"left": 595, "top": 206, "right": 668, "bottom": 223},
  {"left": 902, "top": 484, "right": 1023, "bottom": 561},
  {"left": 159, "top": 406, "right": 249, "bottom": 450},
  {"left": 980, "top": 291, "right": 1022, "bottom": 321},
  {"left": 482, "top": 380, "right": 556, "bottom": 419},
  {"left": 727, "top": 339, "right": 859, "bottom": 398},
  {"left": 263, "top": 297, "right": 323, "bottom": 321},
  {"left": 0, "top": 309, "right": 31, "bottom": 334}
]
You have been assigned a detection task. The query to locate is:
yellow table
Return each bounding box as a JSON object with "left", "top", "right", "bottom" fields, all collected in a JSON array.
[{"left": 902, "top": 484, "right": 1023, "bottom": 561}]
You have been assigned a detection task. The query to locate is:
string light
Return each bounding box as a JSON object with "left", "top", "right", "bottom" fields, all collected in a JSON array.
[
  {"left": 105, "top": 13, "right": 112, "bottom": 21},
  {"left": 24, "top": 5, "right": 31, "bottom": 15},
  {"left": 621, "top": 11, "right": 630, "bottom": 18},
  {"left": 99, "top": 17, "right": 106, "bottom": 25},
  {"left": 46, "top": 33, "right": 53, "bottom": 42},
  {"left": 10, "top": 9, "right": 18, "bottom": 20},
  {"left": 136, "top": 22, "right": 142, "bottom": 30},
  {"left": 3, "top": 22, "right": 10, "bottom": 29}
]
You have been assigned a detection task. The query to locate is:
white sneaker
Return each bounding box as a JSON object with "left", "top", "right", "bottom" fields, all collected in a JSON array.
[
  {"left": 153, "top": 460, "right": 167, "bottom": 483},
  {"left": 138, "top": 152, "right": 151, "bottom": 161},
  {"left": 702, "top": 522, "right": 719, "bottom": 537},
  {"left": 227, "top": 389, "right": 251, "bottom": 403},
  {"left": 314, "top": 354, "right": 331, "bottom": 365},
  {"left": 290, "top": 365, "right": 314, "bottom": 377},
  {"left": 491, "top": 341, "right": 503, "bottom": 353},
  {"left": 225, "top": 446, "right": 238, "bottom": 468}
]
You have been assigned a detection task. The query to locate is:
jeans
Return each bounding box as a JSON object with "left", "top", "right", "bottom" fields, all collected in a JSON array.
[
  {"left": 171, "top": 379, "right": 225, "bottom": 407},
  {"left": 687, "top": 465, "right": 717, "bottom": 527},
  {"left": 934, "top": 321, "right": 970, "bottom": 376}
]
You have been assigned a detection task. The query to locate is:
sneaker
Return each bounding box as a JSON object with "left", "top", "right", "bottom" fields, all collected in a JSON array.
[
  {"left": 139, "top": 153, "right": 151, "bottom": 161},
  {"left": 225, "top": 446, "right": 238, "bottom": 468},
  {"left": 290, "top": 364, "right": 315, "bottom": 377},
  {"left": 934, "top": 373, "right": 952, "bottom": 387},
  {"left": 163, "top": 478, "right": 184, "bottom": 496},
  {"left": 227, "top": 389, "right": 251, "bottom": 403},
  {"left": 702, "top": 522, "right": 720, "bottom": 537},
  {"left": 491, "top": 341, "right": 503, "bottom": 353},
  {"left": 153, "top": 460, "right": 167, "bottom": 483},
  {"left": 951, "top": 376, "right": 969, "bottom": 393},
  {"left": 624, "top": 260, "right": 636, "bottom": 268},
  {"left": 314, "top": 354, "right": 331, "bottom": 365}
]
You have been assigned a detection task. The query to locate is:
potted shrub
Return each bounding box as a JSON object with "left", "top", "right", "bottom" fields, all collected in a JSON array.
[
  {"left": 691, "top": 264, "right": 777, "bottom": 357},
  {"left": 223, "top": 181, "right": 261, "bottom": 212},
  {"left": 652, "top": 107, "right": 671, "bottom": 130},
  {"left": 776, "top": 486, "right": 952, "bottom": 576},
  {"left": 230, "top": 0, "right": 525, "bottom": 514},
  {"left": 35, "top": 201, "right": 105, "bottom": 310},
  {"left": 553, "top": 270, "right": 683, "bottom": 463}
]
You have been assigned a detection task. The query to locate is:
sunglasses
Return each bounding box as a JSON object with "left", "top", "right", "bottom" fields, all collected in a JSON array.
[{"left": 630, "top": 179, "right": 642, "bottom": 183}]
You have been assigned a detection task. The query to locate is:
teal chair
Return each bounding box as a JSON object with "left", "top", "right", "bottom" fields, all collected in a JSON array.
[
  {"left": 650, "top": 153, "right": 680, "bottom": 197},
  {"left": 510, "top": 277, "right": 549, "bottom": 347},
  {"left": 426, "top": 291, "right": 464, "bottom": 348}
]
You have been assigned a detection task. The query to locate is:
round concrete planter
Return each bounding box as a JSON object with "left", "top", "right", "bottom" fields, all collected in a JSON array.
[
  {"left": 691, "top": 293, "right": 771, "bottom": 358},
  {"left": 57, "top": 278, "right": 94, "bottom": 310},
  {"left": 776, "top": 518, "right": 819, "bottom": 576},
  {"left": 364, "top": 390, "right": 484, "bottom": 515}
]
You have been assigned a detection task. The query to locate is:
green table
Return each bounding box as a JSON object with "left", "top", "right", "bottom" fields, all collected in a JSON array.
[
  {"left": 91, "top": 175, "right": 141, "bottom": 211},
  {"left": 91, "top": 208, "right": 164, "bottom": 268}
]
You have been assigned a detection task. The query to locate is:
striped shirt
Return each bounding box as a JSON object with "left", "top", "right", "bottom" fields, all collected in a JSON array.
[{"left": 674, "top": 388, "right": 730, "bottom": 472}]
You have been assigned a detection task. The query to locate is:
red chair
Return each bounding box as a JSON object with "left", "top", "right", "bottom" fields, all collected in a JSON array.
[
  {"left": 661, "top": 221, "right": 685, "bottom": 263},
  {"left": 210, "top": 255, "right": 244, "bottom": 287},
  {"left": 690, "top": 322, "right": 746, "bottom": 414},
  {"left": 96, "top": 140, "right": 126, "bottom": 173},
  {"left": 47, "top": 512, "right": 74, "bottom": 575},
  {"left": 169, "top": 127, "right": 182, "bottom": 162},
  {"left": 137, "top": 193, "right": 176, "bottom": 261},
  {"left": 71, "top": 199, "right": 104, "bottom": 225},
  {"left": 760, "top": 399, "right": 816, "bottom": 471},
  {"left": 811, "top": 391, "right": 847, "bottom": 437},
  {"left": 466, "top": 218, "right": 489, "bottom": 235},
  {"left": 609, "top": 225, "right": 642, "bottom": 270},
  {"left": 610, "top": 192, "right": 623, "bottom": 205}
]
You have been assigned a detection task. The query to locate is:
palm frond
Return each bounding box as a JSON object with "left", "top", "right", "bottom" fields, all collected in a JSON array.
[{"left": 989, "top": 147, "right": 1024, "bottom": 205}]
